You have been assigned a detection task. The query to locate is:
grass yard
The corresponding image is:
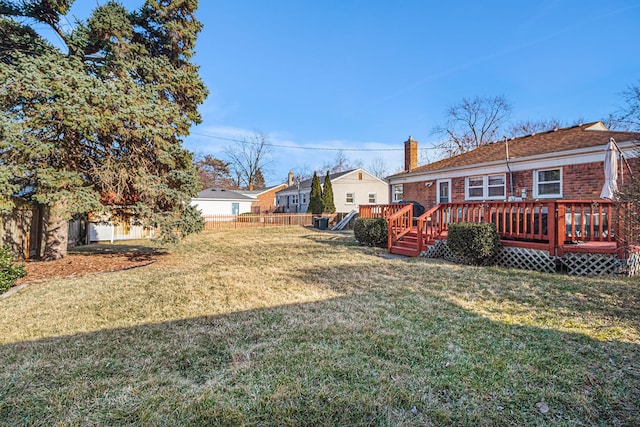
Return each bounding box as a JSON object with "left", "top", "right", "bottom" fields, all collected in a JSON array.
[{"left": 0, "top": 227, "right": 638, "bottom": 426}]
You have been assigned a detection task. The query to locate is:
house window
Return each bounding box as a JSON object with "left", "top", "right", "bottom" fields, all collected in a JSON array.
[
  {"left": 302, "top": 193, "right": 307, "bottom": 204},
  {"left": 368, "top": 193, "right": 376, "bottom": 204},
  {"left": 466, "top": 174, "right": 506, "bottom": 200},
  {"left": 535, "top": 168, "right": 562, "bottom": 198},
  {"left": 232, "top": 203, "right": 239, "bottom": 215},
  {"left": 346, "top": 193, "right": 355, "bottom": 204},
  {"left": 487, "top": 175, "right": 506, "bottom": 198},
  {"left": 291, "top": 194, "right": 299, "bottom": 205},
  {"left": 467, "top": 176, "right": 484, "bottom": 199},
  {"left": 392, "top": 184, "right": 403, "bottom": 202}
]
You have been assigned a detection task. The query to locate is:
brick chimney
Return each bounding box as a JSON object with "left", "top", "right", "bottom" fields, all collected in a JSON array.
[
  {"left": 287, "top": 170, "right": 294, "bottom": 187},
  {"left": 404, "top": 136, "right": 418, "bottom": 172}
]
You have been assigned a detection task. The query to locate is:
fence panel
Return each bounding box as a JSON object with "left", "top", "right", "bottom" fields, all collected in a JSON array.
[{"left": 203, "top": 213, "right": 315, "bottom": 230}]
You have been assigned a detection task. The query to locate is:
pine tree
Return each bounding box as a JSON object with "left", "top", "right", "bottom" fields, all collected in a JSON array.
[
  {"left": 307, "top": 172, "right": 323, "bottom": 214},
  {"left": 322, "top": 171, "right": 336, "bottom": 213},
  {"left": 253, "top": 168, "right": 266, "bottom": 190},
  {"left": 0, "top": 1, "right": 207, "bottom": 259}
]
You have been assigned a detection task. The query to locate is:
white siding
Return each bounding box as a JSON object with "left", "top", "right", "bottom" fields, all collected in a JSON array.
[{"left": 191, "top": 199, "right": 253, "bottom": 216}]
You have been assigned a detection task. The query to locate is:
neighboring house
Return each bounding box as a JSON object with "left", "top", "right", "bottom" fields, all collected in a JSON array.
[
  {"left": 238, "top": 184, "right": 288, "bottom": 214},
  {"left": 191, "top": 188, "right": 253, "bottom": 216},
  {"left": 276, "top": 168, "right": 389, "bottom": 213},
  {"left": 387, "top": 123, "right": 640, "bottom": 210}
]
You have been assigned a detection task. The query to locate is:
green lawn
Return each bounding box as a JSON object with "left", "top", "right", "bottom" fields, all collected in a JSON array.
[{"left": 0, "top": 227, "right": 638, "bottom": 426}]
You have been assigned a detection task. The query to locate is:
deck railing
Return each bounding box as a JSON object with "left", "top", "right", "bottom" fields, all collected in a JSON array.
[
  {"left": 361, "top": 199, "right": 617, "bottom": 256},
  {"left": 360, "top": 203, "right": 410, "bottom": 219}
]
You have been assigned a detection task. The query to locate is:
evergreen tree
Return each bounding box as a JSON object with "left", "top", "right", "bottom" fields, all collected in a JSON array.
[
  {"left": 322, "top": 171, "right": 336, "bottom": 213},
  {"left": 253, "top": 168, "right": 266, "bottom": 190},
  {"left": 307, "top": 172, "right": 323, "bottom": 214},
  {"left": 0, "top": 1, "right": 207, "bottom": 259}
]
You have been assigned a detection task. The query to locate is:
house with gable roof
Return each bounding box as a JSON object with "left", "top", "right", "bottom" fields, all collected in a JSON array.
[
  {"left": 387, "top": 122, "right": 640, "bottom": 210},
  {"left": 358, "top": 122, "right": 640, "bottom": 274},
  {"left": 276, "top": 168, "right": 389, "bottom": 214}
]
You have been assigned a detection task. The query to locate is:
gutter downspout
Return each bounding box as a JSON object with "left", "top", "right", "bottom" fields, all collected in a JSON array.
[{"left": 505, "top": 136, "right": 515, "bottom": 199}]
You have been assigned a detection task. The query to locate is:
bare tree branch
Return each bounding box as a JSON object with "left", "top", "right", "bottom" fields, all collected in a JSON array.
[
  {"left": 433, "top": 95, "right": 512, "bottom": 156},
  {"left": 225, "top": 131, "right": 274, "bottom": 189}
]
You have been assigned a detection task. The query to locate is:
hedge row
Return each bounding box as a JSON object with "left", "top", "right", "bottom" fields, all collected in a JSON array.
[
  {"left": 447, "top": 222, "right": 500, "bottom": 265},
  {"left": 354, "top": 218, "right": 388, "bottom": 248}
]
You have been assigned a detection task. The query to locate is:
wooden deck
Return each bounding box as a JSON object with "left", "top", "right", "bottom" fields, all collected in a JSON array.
[{"left": 360, "top": 200, "right": 621, "bottom": 258}]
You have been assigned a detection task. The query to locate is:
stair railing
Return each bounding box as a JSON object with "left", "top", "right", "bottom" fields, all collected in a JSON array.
[
  {"left": 415, "top": 204, "right": 445, "bottom": 253},
  {"left": 387, "top": 204, "right": 413, "bottom": 251}
]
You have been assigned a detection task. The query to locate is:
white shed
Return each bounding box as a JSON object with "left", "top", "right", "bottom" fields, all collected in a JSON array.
[{"left": 191, "top": 188, "right": 254, "bottom": 216}]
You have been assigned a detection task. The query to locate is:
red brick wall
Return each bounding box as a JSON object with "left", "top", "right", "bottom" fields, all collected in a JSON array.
[
  {"left": 252, "top": 185, "right": 287, "bottom": 213},
  {"left": 394, "top": 158, "right": 640, "bottom": 206}
]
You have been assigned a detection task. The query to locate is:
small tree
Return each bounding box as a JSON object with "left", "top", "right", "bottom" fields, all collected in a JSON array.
[
  {"left": 307, "top": 172, "right": 323, "bottom": 214},
  {"left": 322, "top": 171, "right": 336, "bottom": 213}
]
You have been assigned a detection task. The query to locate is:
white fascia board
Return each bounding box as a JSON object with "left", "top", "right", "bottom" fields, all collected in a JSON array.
[
  {"left": 191, "top": 197, "right": 251, "bottom": 202},
  {"left": 388, "top": 141, "right": 637, "bottom": 184}
]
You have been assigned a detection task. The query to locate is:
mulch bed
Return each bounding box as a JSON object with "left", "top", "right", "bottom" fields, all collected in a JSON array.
[{"left": 15, "top": 250, "right": 162, "bottom": 285}]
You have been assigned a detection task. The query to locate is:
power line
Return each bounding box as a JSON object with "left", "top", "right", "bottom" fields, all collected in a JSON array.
[{"left": 189, "top": 131, "right": 438, "bottom": 152}]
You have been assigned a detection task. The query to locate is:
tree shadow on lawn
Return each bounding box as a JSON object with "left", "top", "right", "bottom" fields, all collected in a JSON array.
[
  {"left": 69, "top": 241, "right": 169, "bottom": 262},
  {"left": 0, "top": 267, "right": 638, "bottom": 426}
]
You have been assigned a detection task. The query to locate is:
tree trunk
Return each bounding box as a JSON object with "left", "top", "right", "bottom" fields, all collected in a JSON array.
[{"left": 42, "top": 206, "right": 69, "bottom": 260}]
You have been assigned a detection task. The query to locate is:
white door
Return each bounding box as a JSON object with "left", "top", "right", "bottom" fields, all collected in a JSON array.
[{"left": 437, "top": 179, "right": 451, "bottom": 204}]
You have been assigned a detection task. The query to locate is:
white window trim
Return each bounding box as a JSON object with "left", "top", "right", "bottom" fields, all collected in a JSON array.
[
  {"left": 368, "top": 192, "right": 377, "bottom": 204},
  {"left": 436, "top": 179, "right": 451, "bottom": 204},
  {"left": 392, "top": 184, "right": 403, "bottom": 202},
  {"left": 345, "top": 192, "right": 355, "bottom": 204},
  {"left": 533, "top": 168, "right": 562, "bottom": 198},
  {"left": 487, "top": 174, "right": 506, "bottom": 198},
  {"left": 465, "top": 174, "right": 506, "bottom": 201}
]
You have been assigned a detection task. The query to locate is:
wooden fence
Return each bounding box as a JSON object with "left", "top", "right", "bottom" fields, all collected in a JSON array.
[{"left": 203, "top": 213, "right": 315, "bottom": 230}]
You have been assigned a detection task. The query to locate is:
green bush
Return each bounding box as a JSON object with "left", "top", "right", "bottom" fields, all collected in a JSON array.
[
  {"left": 1, "top": 245, "right": 26, "bottom": 294},
  {"left": 447, "top": 222, "right": 500, "bottom": 265},
  {"left": 354, "top": 218, "right": 388, "bottom": 247}
]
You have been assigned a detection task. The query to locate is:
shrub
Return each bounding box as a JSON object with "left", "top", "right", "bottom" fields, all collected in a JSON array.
[
  {"left": 354, "top": 218, "right": 388, "bottom": 247},
  {"left": 447, "top": 222, "right": 500, "bottom": 265},
  {"left": 1, "top": 245, "right": 26, "bottom": 294}
]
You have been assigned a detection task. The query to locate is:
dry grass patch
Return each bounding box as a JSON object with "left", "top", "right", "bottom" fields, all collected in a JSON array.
[{"left": 0, "top": 227, "right": 639, "bottom": 426}]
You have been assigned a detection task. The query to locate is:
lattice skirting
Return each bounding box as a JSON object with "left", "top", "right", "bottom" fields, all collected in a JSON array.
[
  {"left": 559, "top": 252, "right": 621, "bottom": 276},
  {"left": 422, "top": 240, "right": 456, "bottom": 261},
  {"left": 422, "top": 241, "right": 554, "bottom": 272},
  {"left": 492, "top": 246, "right": 556, "bottom": 273},
  {"left": 421, "top": 241, "right": 638, "bottom": 276},
  {"left": 622, "top": 252, "right": 640, "bottom": 276}
]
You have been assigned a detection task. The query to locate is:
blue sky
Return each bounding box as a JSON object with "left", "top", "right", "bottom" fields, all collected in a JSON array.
[{"left": 64, "top": 1, "right": 640, "bottom": 185}]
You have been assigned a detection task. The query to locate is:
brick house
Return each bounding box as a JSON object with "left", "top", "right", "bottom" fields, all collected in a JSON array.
[
  {"left": 239, "top": 184, "right": 288, "bottom": 214},
  {"left": 387, "top": 122, "right": 640, "bottom": 210}
]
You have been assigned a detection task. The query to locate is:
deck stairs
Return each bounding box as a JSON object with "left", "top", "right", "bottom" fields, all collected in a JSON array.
[
  {"left": 389, "top": 227, "right": 420, "bottom": 256},
  {"left": 389, "top": 227, "right": 442, "bottom": 257}
]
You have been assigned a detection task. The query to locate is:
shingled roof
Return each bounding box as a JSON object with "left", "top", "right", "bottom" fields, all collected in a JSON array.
[
  {"left": 389, "top": 122, "right": 640, "bottom": 178},
  {"left": 194, "top": 188, "right": 253, "bottom": 201}
]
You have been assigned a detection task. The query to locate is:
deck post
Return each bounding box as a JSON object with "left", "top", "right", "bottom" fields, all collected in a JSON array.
[
  {"left": 555, "top": 202, "right": 566, "bottom": 257},
  {"left": 545, "top": 202, "right": 556, "bottom": 257}
]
